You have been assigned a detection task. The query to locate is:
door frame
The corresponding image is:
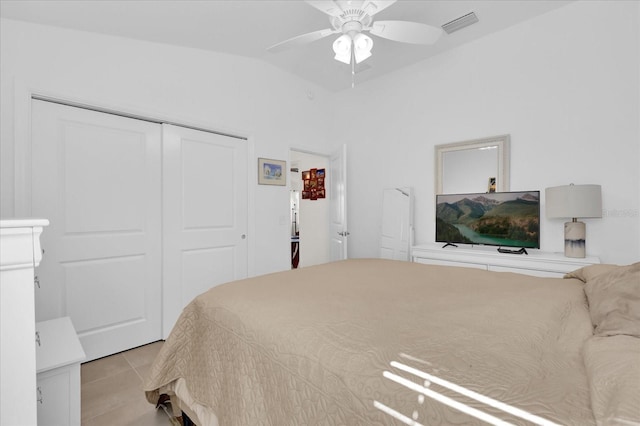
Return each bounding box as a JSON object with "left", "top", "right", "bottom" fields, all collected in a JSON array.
[
  {"left": 289, "top": 145, "right": 348, "bottom": 264},
  {"left": 13, "top": 81, "right": 258, "bottom": 290},
  {"left": 289, "top": 148, "right": 331, "bottom": 267}
]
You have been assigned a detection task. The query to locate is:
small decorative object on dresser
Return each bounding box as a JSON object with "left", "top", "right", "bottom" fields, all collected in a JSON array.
[
  {"left": 545, "top": 184, "right": 602, "bottom": 258},
  {"left": 411, "top": 242, "right": 600, "bottom": 278}
]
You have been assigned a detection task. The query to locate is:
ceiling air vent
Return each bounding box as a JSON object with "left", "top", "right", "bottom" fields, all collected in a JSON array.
[{"left": 441, "top": 12, "right": 479, "bottom": 34}]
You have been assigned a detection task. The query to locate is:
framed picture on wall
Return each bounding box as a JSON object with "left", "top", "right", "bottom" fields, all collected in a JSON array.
[{"left": 258, "top": 158, "right": 286, "bottom": 186}]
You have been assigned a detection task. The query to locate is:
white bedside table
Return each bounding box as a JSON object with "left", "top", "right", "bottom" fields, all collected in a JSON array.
[{"left": 36, "top": 316, "right": 86, "bottom": 426}]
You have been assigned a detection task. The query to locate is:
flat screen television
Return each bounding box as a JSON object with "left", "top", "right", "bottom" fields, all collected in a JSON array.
[{"left": 436, "top": 190, "right": 540, "bottom": 249}]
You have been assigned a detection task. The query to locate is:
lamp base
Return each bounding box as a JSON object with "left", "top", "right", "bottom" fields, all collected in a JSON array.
[{"left": 564, "top": 220, "right": 586, "bottom": 258}]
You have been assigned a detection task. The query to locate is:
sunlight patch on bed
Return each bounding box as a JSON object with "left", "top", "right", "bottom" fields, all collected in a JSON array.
[{"left": 375, "top": 356, "right": 562, "bottom": 426}]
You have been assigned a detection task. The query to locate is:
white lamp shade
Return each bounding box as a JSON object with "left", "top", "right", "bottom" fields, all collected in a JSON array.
[
  {"left": 333, "top": 34, "right": 352, "bottom": 64},
  {"left": 353, "top": 33, "right": 373, "bottom": 63},
  {"left": 545, "top": 184, "right": 602, "bottom": 219}
]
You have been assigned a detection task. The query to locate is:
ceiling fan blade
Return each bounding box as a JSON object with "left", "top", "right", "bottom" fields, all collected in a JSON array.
[
  {"left": 369, "top": 20, "right": 443, "bottom": 45},
  {"left": 267, "top": 28, "right": 336, "bottom": 53},
  {"left": 305, "top": 0, "right": 343, "bottom": 17},
  {"left": 359, "top": 0, "right": 397, "bottom": 17}
]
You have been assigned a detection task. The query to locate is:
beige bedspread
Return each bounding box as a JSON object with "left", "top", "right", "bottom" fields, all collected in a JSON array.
[{"left": 145, "top": 259, "right": 600, "bottom": 425}]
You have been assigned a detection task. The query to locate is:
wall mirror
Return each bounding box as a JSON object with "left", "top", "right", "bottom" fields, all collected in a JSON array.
[{"left": 435, "top": 134, "right": 510, "bottom": 194}]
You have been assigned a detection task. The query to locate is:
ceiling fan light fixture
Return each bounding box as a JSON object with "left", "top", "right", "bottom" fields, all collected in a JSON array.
[
  {"left": 352, "top": 33, "right": 373, "bottom": 63},
  {"left": 333, "top": 34, "right": 352, "bottom": 64}
]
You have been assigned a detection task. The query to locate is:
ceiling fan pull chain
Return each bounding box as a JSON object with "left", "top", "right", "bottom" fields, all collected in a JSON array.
[{"left": 351, "top": 40, "right": 355, "bottom": 88}]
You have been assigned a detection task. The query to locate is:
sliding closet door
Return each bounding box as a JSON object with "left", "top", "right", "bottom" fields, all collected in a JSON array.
[
  {"left": 162, "top": 124, "right": 248, "bottom": 336},
  {"left": 31, "top": 100, "right": 162, "bottom": 361}
]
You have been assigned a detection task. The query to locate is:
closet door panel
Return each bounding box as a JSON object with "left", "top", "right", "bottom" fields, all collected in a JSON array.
[
  {"left": 62, "top": 124, "right": 147, "bottom": 233},
  {"left": 31, "top": 100, "right": 162, "bottom": 361},
  {"left": 182, "top": 140, "right": 235, "bottom": 229},
  {"left": 64, "top": 255, "right": 147, "bottom": 331},
  {"left": 163, "top": 124, "right": 248, "bottom": 336}
]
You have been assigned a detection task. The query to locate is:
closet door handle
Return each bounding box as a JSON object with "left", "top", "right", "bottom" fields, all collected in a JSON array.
[
  {"left": 34, "top": 275, "right": 40, "bottom": 289},
  {"left": 35, "top": 331, "right": 41, "bottom": 347},
  {"left": 37, "top": 387, "right": 43, "bottom": 404}
]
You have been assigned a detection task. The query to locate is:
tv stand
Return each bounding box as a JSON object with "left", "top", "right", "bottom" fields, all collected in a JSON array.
[
  {"left": 411, "top": 243, "right": 600, "bottom": 278},
  {"left": 497, "top": 247, "right": 528, "bottom": 255},
  {"left": 442, "top": 242, "right": 458, "bottom": 249}
]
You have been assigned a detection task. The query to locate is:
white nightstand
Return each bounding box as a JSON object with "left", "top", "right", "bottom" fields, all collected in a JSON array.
[
  {"left": 36, "top": 316, "right": 86, "bottom": 426},
  {"left": 411, "top": 243, "right": 600, "bottom": 278}
]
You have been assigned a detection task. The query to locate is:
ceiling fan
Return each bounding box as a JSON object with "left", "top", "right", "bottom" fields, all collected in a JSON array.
[{"left": 267, "top": 0, "right": 443, "bottom": 65}]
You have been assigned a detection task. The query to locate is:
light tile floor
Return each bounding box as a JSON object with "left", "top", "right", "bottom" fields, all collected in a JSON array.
[{"left": 81, "top": 341, "right": 170, "bottom": 426}]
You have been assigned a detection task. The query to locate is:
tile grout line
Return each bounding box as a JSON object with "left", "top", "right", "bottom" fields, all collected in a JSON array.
[{"left": 122, "top": 353, "right": 146, "bottom": 383}]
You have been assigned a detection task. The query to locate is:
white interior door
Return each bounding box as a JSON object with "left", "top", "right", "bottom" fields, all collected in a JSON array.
[
  {"left": 329, "top": 145, "right": 348, "bottom": 261},
  {"left": 31, "top": 100, "right": 162, "bottom": 361},
  {"left": 380, "top": 188, "right": 413, "bottom": 261},
  {"left": 162, "top": 124, "right": 248, "bottom": 336}
]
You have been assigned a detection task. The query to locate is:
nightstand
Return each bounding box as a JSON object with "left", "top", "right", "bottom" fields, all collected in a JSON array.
[{"left": 36, "top": 316, "right": 86, "bottom": 426}]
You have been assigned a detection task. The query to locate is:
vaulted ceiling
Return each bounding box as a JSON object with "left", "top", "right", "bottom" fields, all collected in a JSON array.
[{"left": 0, "top": 0, "right": 573, "bottom": 91}]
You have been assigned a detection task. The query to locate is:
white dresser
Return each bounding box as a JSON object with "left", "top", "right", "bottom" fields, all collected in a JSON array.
[
  {"left": 1, "top": 219, "right": 85, "bottom": 426},
  {"left": 411, "top": 243, "right": 600, "bottom": 278},
  {"left": 0, "top": 218, "right": 49, "bottom": 426}
]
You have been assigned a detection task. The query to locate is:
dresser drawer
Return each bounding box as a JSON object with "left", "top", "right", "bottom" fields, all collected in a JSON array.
[
  {"left": 413, "top": 257, "right": 487, "bottom": 270},
  {"left": 488, "top": 265, "right": 565, "bottom": 278},
  {"left": 411, "top": 243, "right": 599, "bottom": 278}
]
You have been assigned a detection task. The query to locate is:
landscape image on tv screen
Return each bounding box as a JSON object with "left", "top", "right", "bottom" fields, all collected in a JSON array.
[{"left": 436, "top": 191, "right": 540, "bottom": 249}]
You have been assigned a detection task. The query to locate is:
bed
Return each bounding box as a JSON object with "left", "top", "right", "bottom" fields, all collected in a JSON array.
[{"left": 144, "top": 258, "right": 640, "bottom": 425}]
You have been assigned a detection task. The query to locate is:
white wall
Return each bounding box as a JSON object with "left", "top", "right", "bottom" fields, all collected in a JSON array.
[
  {"left": 0, "top": 18, "right": 334, "bottom": 276},
  {"left": 332, "top": 0, "right": 640, "bottom": 265},
  {"left": 290, "top": 151, "right": 330, "bottom": 267},
  {"left": 2, "top": 1, "right": 638, "bottom": 270}
]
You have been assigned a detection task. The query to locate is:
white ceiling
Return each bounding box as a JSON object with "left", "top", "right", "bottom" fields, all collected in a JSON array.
[{"left": 0, "top": 0, "right": 572, "bottom": 92}]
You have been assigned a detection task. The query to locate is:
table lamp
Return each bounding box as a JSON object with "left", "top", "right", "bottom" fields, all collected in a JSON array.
[{"left": 545, "top": 184, "right": 602, "bottom": 258}]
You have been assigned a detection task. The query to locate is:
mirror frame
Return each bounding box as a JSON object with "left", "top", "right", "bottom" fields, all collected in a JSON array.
[{"left": 435, "top": 134, "right": 510, "bottom": 194}]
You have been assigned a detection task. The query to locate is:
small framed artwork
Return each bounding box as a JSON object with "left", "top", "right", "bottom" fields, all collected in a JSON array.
[
  {"left": 317, "top": 189, "right": 326, "bottom": 199},
  {"left": 302, "top": 191, "right": 310, "bottom": 199},
  {"left": 258, "top": 158, "right": 286, "bottom": 186},
  {"left": 302, "top": 170, "right": 311, "bottom": 180},
  {"left": 316, "top": 169, "right": 325, "bottom": 178}
]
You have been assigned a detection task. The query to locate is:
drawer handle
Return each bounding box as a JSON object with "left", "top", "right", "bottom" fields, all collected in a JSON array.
[
  {"left": 37, "top": 387, "right": 43, "bottom": 404},
  {"left": 35, "top": 331, "right": 41, "bottom": 347}
]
